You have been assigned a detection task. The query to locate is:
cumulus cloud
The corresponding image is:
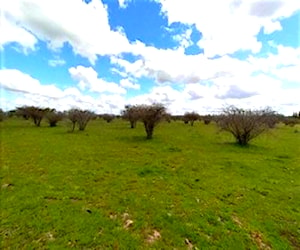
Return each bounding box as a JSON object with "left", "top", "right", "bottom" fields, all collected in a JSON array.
[
  {"left": 69, "top": 66, "right": 126, "bottom": 94},
  {"left": 248, "top": 46, "right": 300, "bottom": 80},
  {"left": 157, "top": 0, "right": 300, "bottom": 56},
  {"left": 0, "top": 69, "right": 83, "bottom": 110},
  {"left": 120, "top": 79, "right": 140, "bottom": 90},
  {"left": 128, "top": 85, "right": 183, "bottom": 108},
  {"left": 112, "top": 47, "right": 253, "bottom": 84},
  {"left": 216, "top": 85, "right": 258, "bottom": 99},
  {"left": 0, "top": 68, "right": 127, "bottom": 113},
  {"left": 249, "top": 0, "right": 284, "bottom": 17},
  {"left": 173, "top": 27, "right": 193, "bottom": 49},
  {"left": 0, "top": 69, "right": 63, "bottom": 98},
  {"left": 1, "top": 0, "right": 299, "bottom": 116},
  {"left": 0, "top": 15, "right": 37, "bottom": 51},
  {"left": 2, "top": 0, "right": 134, "bottom": 63}
]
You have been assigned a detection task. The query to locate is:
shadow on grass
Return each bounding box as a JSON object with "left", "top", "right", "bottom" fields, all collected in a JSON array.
[
  {"left": 118, "top": 135, "right": 152, "bottom": 143},
  {"left": 216, "top": 141, "right": 266, "bottom": 151}
]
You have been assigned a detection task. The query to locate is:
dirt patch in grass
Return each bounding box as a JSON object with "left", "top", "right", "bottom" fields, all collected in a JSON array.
[
  {"left": 232, "top": 215, "right": 272, "bottom": 249},
  {"left": 280, "top": 230, "right": 300, "bottom": 249},
  {"left": 250, "top": 231, "right": 271, "bottom": 250},
  {"left": 146, "top": 229, "right": 161, "bottom": 244}
]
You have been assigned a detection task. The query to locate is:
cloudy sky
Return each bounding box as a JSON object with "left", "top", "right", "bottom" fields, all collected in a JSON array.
[{"left": 0, "top": 0, "right": 299, "bottom": 115}]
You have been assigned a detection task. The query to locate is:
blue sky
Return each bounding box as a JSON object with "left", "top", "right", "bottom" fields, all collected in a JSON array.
[{"left": 0, "top": 0, "right": 299, "bottom": 115}]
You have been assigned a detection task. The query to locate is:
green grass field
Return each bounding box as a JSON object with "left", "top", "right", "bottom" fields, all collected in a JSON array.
[{"left": 1, "top": 118, "right": 300, "bottom": 249}]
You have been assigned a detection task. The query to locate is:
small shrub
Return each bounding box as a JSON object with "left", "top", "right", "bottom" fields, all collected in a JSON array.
[
  {"left": 102, "top": 114, "right": 115, "bottom": 123},
  {"left": 121, "top": 105, "right": 140, "bottom": 128},
  {"left": 67, "top": 109, "right": 95, "bottom": 132},
  {"left": 16, "top": 106, "right": 47, "bottom": 126},
  {"left": 217, "top": 106, "right": 275, "bottom": 146},
  {"left": 202, "top": 115, "right": 213, "bottom": 125},
  {"left": 183, "top": 112, "right": 199, "bottom": 126},
  {"left": 135, "top": 104, "right": 167, "bottom": 139},
  {"left": 45, "top": 110, "right": 64, "bottom": 127},
  {"left": 283, "top": 117, "right": 299, "bottom": 127}
]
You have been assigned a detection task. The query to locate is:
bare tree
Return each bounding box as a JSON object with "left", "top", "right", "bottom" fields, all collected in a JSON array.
[
  {"left": 136, "top": 104, "right": 167, "bottom": 139},
  {"left": 67, "top": 109, "right": 78, "bottom": 132},
  {"left": 67, "top": 109, "right": 94, "bottom": 131},
  {"left": 183, "top": 112, "right": 199, "bottom": 126},
  {"left": 45, "top": 110, "right": 64, "bottom": 127},
  {"left": 201, "top": 115, "right": 213, "bottom": 125},
  {"left": 16, "top": 106, "right": 31, "bottom": 120},
  {"left": 121, "top": 105, "right": 140, "bottom": 128},
  {"left": 283, "top": 117, "right": 300, "bottom": 127},
  {"left": 164, "top": 113, "right": 172, "bottom": 123},
  {"left": 101, "top": 114, "right": 115, "bottom": 123},
  {"left": 217, "top": 106, "right": 275, "bottom": 146},
  {"left": 16, "top": 106, "right": 47, "bottom": 126}
]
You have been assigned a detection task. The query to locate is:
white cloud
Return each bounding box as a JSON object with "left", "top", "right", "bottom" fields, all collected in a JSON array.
[
  {"left": 118, "top": 0, "right": 131, "bottom": 9},
  {"left": 48, "top": 58, "right": 66, "bottom": 67},
  {"left": 69, "top": 66, "right": 126, "bottom": 94},
  {"left": 173, "top": 27, "right": 193, "bottom": 49},
  {"left": 120, "top": 79, "right": 140, "bottom": 90},
  {"left": 0, "top": 69, "right": 62, "bottom": 98},
  {"left": 157, "top": 0, "right": 300, "bottom": 56},
  {"left": 1, "top": 0, "right": 299, "bottom": 116},
  {"left": 112, "top": 47, "right": 254, "bottom": 84},
  {"left": 248, "top": 45, "right": 300, "bottom": 83},
  {"left": 2, "top": 0, "right": 134, "bottom": 63},
  {"left": 110, "top": 56, "right": 146, "bottom": 79},
  {"left": 213, "top": 74, "right": 283, "bottom": 99},
  {"left": 183, "top": 84, "right": 213, "bottom": 100},
  {"left": 0, "top": 15, "right": 37, "bottom": 52},
  {"left": 0, "top": 68, "right": 127, "bottom": 113},
  {"left": 274, "top": 64, "right": 300, "bottom": 83}
]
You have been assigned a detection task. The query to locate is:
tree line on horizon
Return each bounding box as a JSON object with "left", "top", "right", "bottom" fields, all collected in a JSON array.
[{"left": 0, "top": 105, "right": 299, "bottom": 145}]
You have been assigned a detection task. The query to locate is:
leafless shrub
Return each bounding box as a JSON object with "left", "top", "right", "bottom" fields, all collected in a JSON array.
[
  {"left": 202, "top": 115, "right": 213, "bottom": 125},
  {"left": 183, "top": 112, "right": 199, "bottom": 126},
  {"left": 136, "top": 104, "right": 167, "bottom": 139},
  {"left": 16, "top": 106, "right": 30, "bottom": 120},
  {"left": 182, "top": 115, "right": 189, "bottom": 124},
  {"left": 217, "top": 106, "right": 275, "bottom": 146},
  {"left": 67, "top": 109, "right": 95, "bottom": 131},
  {"left": 121, "top": 105, "right": 140, "bottom": 128},
  {"left": 101, "top": 113, "right": 115, "bottom": 123},
  {"left": 67, "top": 109, "right": 78, "bottom": 132},
  {"left": 16, "top": 106, "right": 47, "bottom": 126},
  {"left": 45, "top": 110, "right": 64, "bottom": 127},
  {"left": 164, "top": 113, "right": 172, "bottom": 123},
  {"left": 283, "top": 117, "right": 300, "bottom": 127},
  {"left": 264, "top": 114, "right": 281, "bottom": 128}
]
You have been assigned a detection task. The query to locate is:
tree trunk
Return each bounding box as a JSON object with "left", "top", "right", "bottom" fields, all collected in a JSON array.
[
  {"left": 71, "top": 121, "right": 76, "bottom": 132},
  {"left": 130, "top": 120, "right": 136, "bottom": 129},
  {"left": 144, "top": 122, "right": 154, "bottom": 139}
]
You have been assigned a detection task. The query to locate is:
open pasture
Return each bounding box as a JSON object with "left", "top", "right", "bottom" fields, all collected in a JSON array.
[{"left": 1, "top": 118, "right": 300, "bottom": 249}]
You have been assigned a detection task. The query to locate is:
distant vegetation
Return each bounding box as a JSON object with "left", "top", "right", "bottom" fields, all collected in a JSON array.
[
  {"left": 0, "top": 109, "right": 5, "bottom": 121},
  {"left": 3, "top": 104, "right": 300, "bottom": 144},
  {"left": 101, "top": 113, "right": 115, "bottom": 123},
  {"left": 67, "top": 109, "right": 96, "bottom": 132},
  {"left": 183, "top": 112, "right": 199, "bottom": 126}
]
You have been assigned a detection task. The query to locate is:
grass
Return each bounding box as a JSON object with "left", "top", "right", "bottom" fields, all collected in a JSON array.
[{"left": 0, "top": 118, "right": 300, "bottom": 249}]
